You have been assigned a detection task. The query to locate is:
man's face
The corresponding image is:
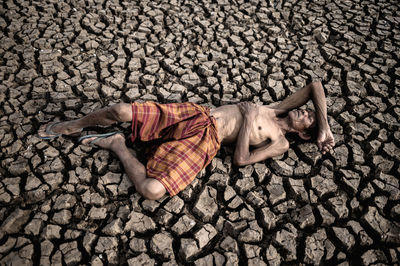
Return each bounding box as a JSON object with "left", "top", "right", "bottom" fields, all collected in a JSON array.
[{"left": 288, "top": 109, "right": 316, "bottom": 131}]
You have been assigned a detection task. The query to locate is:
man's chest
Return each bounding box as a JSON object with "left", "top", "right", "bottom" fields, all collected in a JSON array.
[{"left": 248, "top": 113, "right": 281, "bottom": 146}]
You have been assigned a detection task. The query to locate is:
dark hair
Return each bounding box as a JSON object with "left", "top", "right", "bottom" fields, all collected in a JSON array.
[{"left": 305, "top": 123, "right": 318, "bottom": 140}]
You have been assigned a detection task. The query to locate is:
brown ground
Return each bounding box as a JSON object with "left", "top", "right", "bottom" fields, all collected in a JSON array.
[{"left": 0, "top": 0, "right": 399, "bottom": 265}]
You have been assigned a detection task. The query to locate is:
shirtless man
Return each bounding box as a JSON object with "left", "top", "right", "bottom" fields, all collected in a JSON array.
[{"left": 39, "top": 81, "right": 335, "bottom": 200}]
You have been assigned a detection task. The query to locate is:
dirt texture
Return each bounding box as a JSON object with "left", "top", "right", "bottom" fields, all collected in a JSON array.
[{"left": 1, "top": 0, "right": 400, "bottom": 265}]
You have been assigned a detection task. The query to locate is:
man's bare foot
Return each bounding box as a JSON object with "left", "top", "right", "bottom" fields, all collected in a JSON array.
[
  {"left": 81, "top": 133, "right": 125, "bottom": 151},
  {"left": 38, "top": 121, "right": 82, "bottom": 139}
]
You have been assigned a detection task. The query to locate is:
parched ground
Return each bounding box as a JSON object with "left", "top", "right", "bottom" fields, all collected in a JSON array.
[{"left": 0, "top": 0, "right": 400, "bottom": 265}]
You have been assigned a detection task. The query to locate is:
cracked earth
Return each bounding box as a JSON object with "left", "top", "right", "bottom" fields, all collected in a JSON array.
[{"left": 1, "top": 0, "right": 400, "bottom": 265}]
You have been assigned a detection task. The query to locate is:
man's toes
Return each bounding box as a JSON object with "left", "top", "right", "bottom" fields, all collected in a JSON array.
[
  {"left": 81, "top": 137, "right": 96, "bottom": 145},
  {"left": 38, "top": 124, "right": 49, "bottom": 137},
  {"left": 38, "top": 124, "right": 46, "bottom": 132}
]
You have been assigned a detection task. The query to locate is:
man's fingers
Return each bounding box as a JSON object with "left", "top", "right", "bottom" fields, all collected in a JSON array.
[
  {"left": 319, "top": 140, "right": 334, "bottom": 154},
  {"left": 327, "top": 143, "right": 332, "bottom": 150},
  {"left": 323, "top": 144, "right": 333, "bottom": 154},
  {"left": 317, "top": 140, "right": 322, "bottom": 149}
]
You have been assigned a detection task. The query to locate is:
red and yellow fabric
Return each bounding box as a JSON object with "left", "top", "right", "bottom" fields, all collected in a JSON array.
[{"left": 131, "top": 102, "right": 220, "bottom": 196}]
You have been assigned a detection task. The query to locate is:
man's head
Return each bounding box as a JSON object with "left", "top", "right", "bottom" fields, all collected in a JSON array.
[{"left": 288, "top": 108, "right": 317, "bottom": 140}]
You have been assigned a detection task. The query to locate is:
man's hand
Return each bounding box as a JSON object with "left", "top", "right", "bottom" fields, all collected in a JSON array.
[
  {"left": 317, "top": 128, "right": 335, "bottom": 154},
  {"left": 238, "top": 102, "right": 258, "bottom": 120}
]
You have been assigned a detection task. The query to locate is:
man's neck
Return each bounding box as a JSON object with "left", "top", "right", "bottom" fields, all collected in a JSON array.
[{"left": 274, "top": 116, "right": 294, "bottom": 135}]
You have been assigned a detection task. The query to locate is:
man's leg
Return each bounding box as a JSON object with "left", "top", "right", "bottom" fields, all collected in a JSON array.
[
  {"left": 38, "top": 103, "right": 133, "bottom": 138},
  {"left": 82, "top": 133, "right": 166, "bottom": 200}
]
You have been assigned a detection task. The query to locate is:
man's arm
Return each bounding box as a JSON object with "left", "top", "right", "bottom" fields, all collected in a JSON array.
[
  {"left": 234, "top": 137, "right": 289, "bottom": 166},
  {"left": 272, "top": 81, "right": 328, "bottom": 126},
  {"left": 272, "top": 81, "right": 334, "bottom": 154},
  {"left": 233, "top": 103, "right": 289, "bottom": 166}
]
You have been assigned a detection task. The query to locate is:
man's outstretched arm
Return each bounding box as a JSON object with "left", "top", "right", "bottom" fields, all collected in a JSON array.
[
  {"left": 272, "top": 81, "right": 328, "bottom": 124},
  {"left": 272, "top": 81, "right": 335, "bottom": 154},
  {"left": 233, "top": 103, "right": 289, "bottom": 166}
]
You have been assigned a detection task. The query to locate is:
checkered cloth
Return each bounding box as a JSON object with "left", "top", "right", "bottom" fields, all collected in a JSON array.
[{"left": 131, "top": 102, "right": 220, "bottom": 196}]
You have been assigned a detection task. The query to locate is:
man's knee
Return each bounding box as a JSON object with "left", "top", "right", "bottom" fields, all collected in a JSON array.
[
  {"left": 139, "top": 179, "right": 166, "bottom": 200},
  {"left": 109, "top": 103, "right": 132, "bottom": 122}
]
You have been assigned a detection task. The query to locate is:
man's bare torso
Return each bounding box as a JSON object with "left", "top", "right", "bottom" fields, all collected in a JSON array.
[{"left": 211, "top": 104, "right": 283, "bottom": 147}]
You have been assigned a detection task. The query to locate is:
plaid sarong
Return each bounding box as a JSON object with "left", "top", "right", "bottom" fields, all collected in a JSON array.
[{"left": 131, "top": 102, "right": 220, "bottom": 196}]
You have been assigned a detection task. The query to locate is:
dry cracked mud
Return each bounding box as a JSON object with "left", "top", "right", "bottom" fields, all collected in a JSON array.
[{"left": 1, "top": 0, "right": 400, "bottom": 265}]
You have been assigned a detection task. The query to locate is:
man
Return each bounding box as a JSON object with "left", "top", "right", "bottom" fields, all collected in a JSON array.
[{"left": 39, "top": 81, "right": 335, "bottom": 200}]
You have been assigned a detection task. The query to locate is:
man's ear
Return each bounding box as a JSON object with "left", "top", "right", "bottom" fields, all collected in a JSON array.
[{"left": 299, "top": 131, "right": 311, "bottom": 140}]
